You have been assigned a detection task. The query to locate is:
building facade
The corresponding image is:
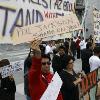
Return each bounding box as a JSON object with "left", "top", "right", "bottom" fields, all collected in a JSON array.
[{"left": 75, "top": 0, "right": 100, "bottom": 39}]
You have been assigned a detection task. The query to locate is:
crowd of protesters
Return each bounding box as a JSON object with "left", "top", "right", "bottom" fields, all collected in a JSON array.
[
  {"left": 23, "top": 35, "right": 100, "bottom": 100},
  {"left": 0, "top": 35, "right": 100, "bottom": 100}
]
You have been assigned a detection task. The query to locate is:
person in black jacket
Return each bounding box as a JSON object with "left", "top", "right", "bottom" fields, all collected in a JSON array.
[
  {"left": 81, "top": 42, "right": 93, "bottom": 74},
  {"left": 59, "top": 55, "right": 82, "bottom": 100},
  {"left": 0, "top": 59, "right": 16, "bottom": 100},
  {"left": 24, "top": 48, "right": 33, "bottom": 100},
  {"left": 70, "top": 38, "right": 76, "bottom": 59},
  {"left": 52, "top": 46, "right": 67, "bottom": 74}
]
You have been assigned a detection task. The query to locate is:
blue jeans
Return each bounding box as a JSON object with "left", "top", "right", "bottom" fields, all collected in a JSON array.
[{"left": 26, "top": 95, "right": 31, "bottom": 100}]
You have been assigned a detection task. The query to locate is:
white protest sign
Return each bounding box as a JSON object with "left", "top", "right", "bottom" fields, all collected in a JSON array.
[
  {"left": 0, "top": 60, "right": 24, "bottom": 78},
  {"left": 0, "top": 0, "right": 75, "bottom": 43},
  {"left": 93, "top": 8, "right": 100, "bottom": 43},
  {"left": 12, "top": 12, "right": 81, "bottom": 44},
  {"left": 40, "top": 72, "right": 62, "bottom": 100}
]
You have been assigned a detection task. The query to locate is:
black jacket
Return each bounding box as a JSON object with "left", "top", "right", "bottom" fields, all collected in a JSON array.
[
  {"left": 52, "top": 54, "right": 67, "bottom": 74},
  {"left": 81, "top": 48, "right": 93, "bottom": 74},
  {"left": 59, "top": 70, "right": 79, "bottom": 100},
  {"left": 0, "top": 76, "right": 16, "bottom": 100},
  {"left": 24, "top": 56, "right": 32, "bottom": 96}
]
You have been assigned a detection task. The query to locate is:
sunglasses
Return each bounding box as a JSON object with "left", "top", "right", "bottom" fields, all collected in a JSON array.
[{"left": 42, "top": 62, "right": 51, "bottom": 65}]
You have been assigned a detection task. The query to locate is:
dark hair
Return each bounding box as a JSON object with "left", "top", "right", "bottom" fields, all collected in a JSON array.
[
  {"left": 58, "top": 45, "right": 65, "bottom": 51},
  {"left": 93, "top": 46, "right": 100, "bottom": 54},
  {"left": 65, "top": 55, "right": 74, "bottom": 67},
  {"left": 86, "top": 42, "right": 92, "bottom": 49},
  {"left": 41, "top": 54, "right": 51, "bottom": 61},
  {"left": 0, "top": 59, "right": 10, "bottom": 68}
]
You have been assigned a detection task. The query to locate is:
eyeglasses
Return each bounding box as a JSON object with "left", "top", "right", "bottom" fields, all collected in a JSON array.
[{"left": 42, "top": 62, "right": 51, "bottom": 65}]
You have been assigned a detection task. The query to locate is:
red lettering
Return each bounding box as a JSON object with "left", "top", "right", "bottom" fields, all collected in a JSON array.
[{"left": 92, "top": 71, "right": 97, "bottom": 85}]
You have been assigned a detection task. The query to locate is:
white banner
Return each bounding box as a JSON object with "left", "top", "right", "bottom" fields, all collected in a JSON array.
[
  {"left": 0, "top": 0, "right": 75, "bottom": 43},
  {"left": 12, "top": 12, "right": 81, "bottom": 44},
  {"left": 93, "top": 8, "right": 100, "bottom": 43},
  {"left": 40, "top": 72, "right": 62, "bottom": 100},
  {"left": 0, "top": 60, "right": 24, "bottom": 78}
]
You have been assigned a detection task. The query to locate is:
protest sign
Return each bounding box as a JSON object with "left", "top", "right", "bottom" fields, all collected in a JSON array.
[
  {"left": 93, "top": 8, "right": 100, "bottom": 43},
  {"left": 40, "top": 72, "right": 62, "bottom": 100},
  {"left": 0, "top": 60, "right": 24, "bottom": 78},
  {"left": 0, "top": 0, "right": 75, "bottom": 43},
  {"left": 12, "top": 12, "right": 81, "bottom": 44},
  {"left": 80, "top": 68, "right": 100, "bottom": 100}
]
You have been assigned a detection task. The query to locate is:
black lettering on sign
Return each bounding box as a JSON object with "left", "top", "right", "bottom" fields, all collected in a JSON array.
[
  {"left": 56, "top": 13, "right": 64, "bottom": 18},
  {"left": 63, "top": 1, "right": 73, "bottom": 11},
  {"left": 50, "top": 0, "right": 52, "bottom": 9},
  {"left": 30, "top": 0, "right": 41, "bottom": 5},
  {"left": 32, "top": 9, "right": 34, "bottom": 24},
  {"left": 26, "top": 9, "right": 31, "bottom": 25},
  {"left": 36, "top": 10, "right": 43, "bottom": 22},
  {"left": 0, "top": 6, "right": 16, "bottom": 36},
  {"left": 10, "top": 8, "right": 23, "bottom": 36},
  {"left": 54, "top": 0, "right": 62, "bottom": 10},
  {"left": 41, "top": 0, "right": 48, "bottom": 9}
]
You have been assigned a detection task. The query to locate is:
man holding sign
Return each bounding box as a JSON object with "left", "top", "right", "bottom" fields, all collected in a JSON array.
[{"left": 28, "top": 42, "right": 63, "bottom": 100}]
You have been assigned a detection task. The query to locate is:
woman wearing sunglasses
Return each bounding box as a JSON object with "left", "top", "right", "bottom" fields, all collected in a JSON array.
[{"left": 28, "top": 48, "right": 63, "bottom": 100}]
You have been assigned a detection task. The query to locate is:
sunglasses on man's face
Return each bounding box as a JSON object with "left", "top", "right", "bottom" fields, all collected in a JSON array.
[{"left": 42, "top": 62, "right": 51, "bottom": 65}]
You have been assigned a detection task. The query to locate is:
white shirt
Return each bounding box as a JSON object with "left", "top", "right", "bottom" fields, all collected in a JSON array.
[
  {"left": 45, "top": 45, "right": 53, "bottom": 54},
  {"left": 79, "top": 40, "right": 86, "bottom": 50},
  {"left": 51, "top": 46, "right": 56, "bottom": 51},
  {"left": 89, "top": 55, "right": 100, "bottom": 71}
]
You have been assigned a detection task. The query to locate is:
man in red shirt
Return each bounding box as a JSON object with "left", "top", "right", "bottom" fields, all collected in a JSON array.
[{"left": 28, "top": 49, "right": 62, "bottom": 100}]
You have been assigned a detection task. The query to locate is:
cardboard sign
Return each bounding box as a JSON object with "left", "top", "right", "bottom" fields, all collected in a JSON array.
[
  {"left": 0, "top": 60, "right": 24, "bottom": 78},
  {"left": 12, "top": 13, "right": 81, "bottom": 44},
  {"left": 40, "top": 72, "right": 62, "bottom": 100},
  {"left": 93, "top": 8, "right": 100, "bottom": 43},
  {"left": 0, "top": 0, "right": 75, "bottom": 43}
]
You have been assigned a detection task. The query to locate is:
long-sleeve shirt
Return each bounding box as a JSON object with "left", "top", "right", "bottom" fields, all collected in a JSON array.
[
  {"left": 59, "top": 70, "right": 79, "bottom": 100},
  {"left": 28, "top": 57, "right": 63, "bottom": 100}
]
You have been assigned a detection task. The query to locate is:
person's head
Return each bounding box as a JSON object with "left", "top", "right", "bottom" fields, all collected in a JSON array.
[
  {"left": 58, "top": 46, "right": 65, "bottom": 56},
  {"left": 93, "top": 46, "right": 100, "bottom": 56},
  {"left": 41, "top": 54, "right": 51, "bottom": 74},
  {"left": 86, "top": 42, "right": 92, "bottom": 49},
  {"left": 0, "top": 59, "right": 10, "bottom": 79},
  {"left": 0, "top": 59, "right": 10, "bottom": 68},
  {"left": 29, "top": 48, "right": 34, "bottom": 57},
  {"left": 65, "top": 55, "right": 74, "bottom": 71}
]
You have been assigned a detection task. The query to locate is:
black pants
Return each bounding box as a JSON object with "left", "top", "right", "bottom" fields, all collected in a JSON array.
[{"left": 77, "top": 48, "right": 80, "bottom": 59}]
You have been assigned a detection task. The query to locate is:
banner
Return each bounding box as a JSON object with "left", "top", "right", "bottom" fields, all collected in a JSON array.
[
  {"left": 0, "top": 0, "right": 75, "bottom": 43},
  {"left": 93, "top": 8, "right": 100, "bottom": 43},
  {"left": 40, "top": 72, "right": 62, "bottom": 100},
  {"left": 80, "top": 68, "right": 100, "bottom": 100},
  {"left": 0, "top": 60, "right": 24, "bottom": 78},
  {"left": 12, "top": 12, "right": 81, "bottom": 44}
]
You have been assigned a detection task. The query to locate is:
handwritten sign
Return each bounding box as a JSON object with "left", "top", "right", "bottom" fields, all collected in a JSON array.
[
  {"left": 93, "top": 8, "right": 100, "bottom": 43},
  {"left": 12, "top": 12, "right": 81, "bottom": 44},
  {"left": 0, "top": 0, "right": 75, "bottom": 43},
  {"left": 80, "top": 68, "right": 100, "bottom": 100},
  {"left": 40, "top": 72, "right": 62, "bottom": 100},
  {"left": 0, "top": 60, "right": 24, "bottom": 78}
]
